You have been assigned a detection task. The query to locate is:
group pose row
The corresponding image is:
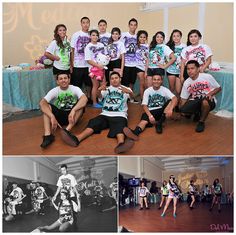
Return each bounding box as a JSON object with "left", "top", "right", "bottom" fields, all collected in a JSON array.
[
  {"left": 138, "top": 176, "right": 223, "bottom": 217},
  {"left": 39, "top": 17, "right": 221, "bottom": 152}
]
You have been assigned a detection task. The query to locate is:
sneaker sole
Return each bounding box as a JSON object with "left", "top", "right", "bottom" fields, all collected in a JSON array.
[
  {"left": 123, "top": 127, "right": 139, "bottom": 141},
  {"left": 60, "top": 129, "right": 79, "bottom": 147},
  {"left": 114, "top": 138, "right": 134, "bottom": 154}
]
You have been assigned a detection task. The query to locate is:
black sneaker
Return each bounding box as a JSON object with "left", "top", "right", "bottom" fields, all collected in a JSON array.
[
  {"left": 158, "top": 207, "right": 161, "bottom": 210},
  {"left": 60, "top": 129, "right": 80, "bottom": 147},
  {"left": 209, "top": 208, "right": 212, "bottom": 212},
  {"left": 195, "top": 121, "right": 205, "bottom": 132},
  {"left": 139, "top": 207, "right": 143, "bottom": 210},
  {"left": 193, "top": 113, "right": 200, "bottom": 122},
  {"left": 155, "top": 122, "right": 163, "bottom": 134},
  {"left": 146, "top": 207, "right": 150, "bottom": 210},
  {"left": 218, "top": 209, "right": 221, "bottom": 213},
  {"left": 87, "top": 98, "right": 93, "bottom": 105},
  {"left": 40, "top": 135, "right": 55, "bottom": 148}
]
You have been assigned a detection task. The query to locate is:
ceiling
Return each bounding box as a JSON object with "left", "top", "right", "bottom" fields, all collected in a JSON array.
[{"left": 156, "top": 156, "right": 232, "bottom": 171}]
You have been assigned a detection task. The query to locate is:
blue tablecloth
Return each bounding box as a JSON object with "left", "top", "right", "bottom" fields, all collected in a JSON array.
[
  {"left": 3, "top": 68, "right": 56, "bottom": 110},
  {"left": 133, "top": 68, "right": 234, "bottom": 112}
]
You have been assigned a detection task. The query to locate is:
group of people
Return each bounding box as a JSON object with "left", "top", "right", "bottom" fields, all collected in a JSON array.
[
  {"left": 3, "top": 164, "right": 117, "bottom": 232},
  {"left": 137, "top": 176, "right": 224, "bottom": 217},
  {"left": 39, "top": 16, "right": 221, "bottom": 154}
]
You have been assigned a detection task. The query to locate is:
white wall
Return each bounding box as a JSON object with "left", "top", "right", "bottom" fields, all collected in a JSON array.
[
  {"left": 3, "top": 157, "right": 58, "bottom": 185},
  {"left": 119, "top": 157, "right": 140, "bottom": 177}
]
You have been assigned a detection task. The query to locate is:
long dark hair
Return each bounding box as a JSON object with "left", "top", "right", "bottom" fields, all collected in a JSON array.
[
  {"left": 213, "top": 178, "right": 219, "bottom": 188},
  {"left": 163, "top": 180, "right": 167, "bottom": 187},
  {"left": 149, "top": 31, "right": 165, "bottom": 50},
  {"left": 137, "top": 30, "right": 148, "bottom": 48},
  {"left": 54, "top": 24, "right": 67, "bottom": 48},
  {"left": 108, "top": 27, "right": 121, "bottom": 44},
  {"left": 58, "top": 191, "right": 73, "bottom": 209},
  {"left": 187, "top": 29, "right": 202, "bottom": 46},
  {"left": 166, "top": 29, "right": 182, "bottom": 51}
]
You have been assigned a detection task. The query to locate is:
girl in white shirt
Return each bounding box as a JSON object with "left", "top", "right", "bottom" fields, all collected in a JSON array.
[
  {"left": 138, "top": 181, "right": 150, "bottom": 210},
  {"left": 85, "top": 29, "right": 106, "bottom": 108},
  {"left": 180, "top": 29, "right": 213, "bottom": 83},
  {"left": 45, "top": 24, "right": 71, "bottom": 76}
]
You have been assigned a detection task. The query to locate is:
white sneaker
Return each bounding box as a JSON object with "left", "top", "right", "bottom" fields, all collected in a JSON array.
[{"left": 129, "top": 98, "right": 139, "bottom": 104}]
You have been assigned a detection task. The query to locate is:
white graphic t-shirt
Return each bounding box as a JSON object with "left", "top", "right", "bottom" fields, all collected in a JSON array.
[
  {"left": 35, "top": 186, "right": 45, "bottom": 200},
  {"left": 135, "top": 43, "right": 149, "bottom": 71},
  {"left": 58, "top": 200, "right": 76, "bottom": 223},
  {"left": 181, "top": 44, "right": 213, "bottom": 65},
  {"left": 44, "top": 85, "right": 85, "bottom": 111},
  {"left": 120, "top": 32, "right": 137, "bottom": 67},
  {"left": 138, "top": 186, "right": 149, "bottom": 197},
  {"left": 167, "top": 182, "right": 180, "bottom": 197},
  {"left": 70, "top": 30, "right": 90, "bottom": 68},
  {"left": 57, "top": 174, "right": 77, "bottom": 197},
  {"left": 212, "top": 183, "right": 222, "bottom": 194},
  {"left": 167, "top": 43, "right": 186, "bottom": 74},
  {"left": 180, "top": 73, "right": 220, "bottom": 103},
  {"left": 99, "top": 32, "right": 111, "bottom": 46},
  {"left": 46, "top": 39, "right": 71, "bottom": 70},
  {"left": 142, "top": 86, "right": 175, "bottom": 111},
  {"left": 100, "top": 85, "right": 131, "bottom": 118},
  {"left": 189, "top": 185, "right": 196, "bottom": 194},
  {"left": 106, "top": 40, "right": 126, "bottom": 61},
  {"left": 85, "top": 42, "right": 105, "bottom": 69},
  {"left": 148, "top": 44, "right": 173, "bottom": 68},
  {"left": 10, "top": 187, "right": 24, "bottom": 200}
]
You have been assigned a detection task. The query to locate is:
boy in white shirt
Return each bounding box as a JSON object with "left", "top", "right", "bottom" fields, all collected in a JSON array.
[
  {"left": 123, "top": 76, "right": 177, "bottom": 142},
  {"left": 60, "top": 72, "right": 135, "bottom": 154},
  {"left": 179, "top": 60, "right": 221, "bottom": 132},
  {"left": 39, "top": 73, "right": 88, "bottom": 148}
]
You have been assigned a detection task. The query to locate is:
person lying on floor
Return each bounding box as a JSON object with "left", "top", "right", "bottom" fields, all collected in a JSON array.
[
  {"left": 39, "top": 72, "right": 88, "bottom": 148},
  {"left": 37, "top": 190, "right": 79, "bottom": 232},
  {"left": 123, "top": 75, "right": 177, "bottom": 141},
  {"left": 60, "top": 71, "right": 135, "bottom": 154},
  {"left": 179, "top": 60, "right": 221, "bottom": 132}
]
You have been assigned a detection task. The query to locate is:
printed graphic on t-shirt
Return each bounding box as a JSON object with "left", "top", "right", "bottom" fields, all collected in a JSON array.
[
  {"left": 35, "top": 187, "right": 44, "bottom": 199},
  {"left": 147, "top": 93, "right": 166, "bottom": 109},
  {"left": 214, "top": 184, "right": 222, "bottom": 194},
  {"left": 136, "top": 45, "right": 148, "bottom": 65},
  {"left": 140, "top": 188, "right": 146, "bottom": 195},
  {"left": 60, "top": 177, "right": 73, "bottom": 192},
  {"left": 187, "top": 81, "right": 211, "bottom": 99},
  {"left": 89, "top": 46, "right": 105, "bottom": 61},
  {"left": 59, "top": 200, "right": 73, "bottom": 222},
  {"left": 170, "top": 183, "right": 179, "bottom": 195},
  {"left": 185, "top": 46, "right": 207, "bottom": 65},
  {"left": 100, "top": 36, "right": 110, "bottom": 46},
  {"left": 54, "top": 91, "right": 77, "bottom": 111},
  {"left": 102, "top": 89, "right": 125, "bottom": 112},
  {"left": 75, "top": 36, "right": 90, "bottom": 59},
  {"left": 167, "top": 46, "right": 184, "bottom": 74},
  {"left": 162, "top": 186, "right": 169, "bottom": 195},
  {"left": 107, "top": 44, "right": 118, "bottom": 59},
  {"left": 59, "top": 41, "right": 71, "bottom": 66},
  {"left": 12, "top": 189, "right": 20, "bottom": 199},
  {"left": 77, "top": 178, "right": 98, "bottom": 195},
  {"left": 123, "top": 36, "right": 136, "bottom": 63},
  {"left": 110, "top": 182, "right": 118, "bottom": 192}
]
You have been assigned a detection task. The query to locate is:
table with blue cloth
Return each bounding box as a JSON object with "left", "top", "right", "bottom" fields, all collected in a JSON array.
[
  {"left": 3, "top": 68, "right": 56, "bottom": 110},
  {"left": 133, "top": 68, "right": 234, "bottom": 112}
]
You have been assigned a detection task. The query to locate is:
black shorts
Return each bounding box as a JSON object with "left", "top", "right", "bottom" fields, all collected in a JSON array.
[
  {"left": 215, "top": 193, "right": 222, "bottom": 197},
  {"left": 50, "top": 104, "right": 71, "bottom": 126},
  {"left": 136, "top": 67, "right": 145, "bottom": 73},
  {"left": 71, "top": 67, "right": 92, "bottom": 88},
  {"left": 166, "top": 71, "right": 180, "bottom": 77},
  {"left": 141, "top": 100, "right": 170, "bottom": 127},
  {"left": 147, "top": 68, "right": 165, "bottom": 76},
  {"left": 53, "top": 66, "right": 70, "bottom": 76},
  {"left": 122, "top": 66, "right": 137, "bottom": 86},
  {"left": 163, "top": 195, "right": 168, "bottom": 197},
  {"left": 183, "top": 66, "right": 189, "bottom": 80},
  {"left": 180, "top": 97, "right": 216, "bottom": 114},
  {"left": 87, "top": 115, "right": 127, "bottom": 138},
  {"left": 140, "top": 196, "right": 147, "bottom": 198},
  {"left": 50, "top": 104, "right": 84, "bottom": 126},
  {"left": 108, "top": 59, "right": 121, "bottom": 71}
]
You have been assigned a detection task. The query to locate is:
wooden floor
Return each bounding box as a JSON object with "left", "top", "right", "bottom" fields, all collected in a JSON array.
[
  {"left": 3, "top": 205, "right": 117, "bottom": 232},
  {"left": 3, "top": 104, "right": 233, "bottom": 155},
  {"left": 119, "top": 203, "right": 234, "bottom": 232}
]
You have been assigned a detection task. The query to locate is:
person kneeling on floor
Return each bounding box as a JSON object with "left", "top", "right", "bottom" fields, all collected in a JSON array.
[
  {"left": 39, "top": 72, "right": 88, "bottom": 148},
  {"left": 179, "top": 60, "right": 221, "bottom": 133},
  {"left": 123, "top": 76, "right": 177, "bottom": 141},
  {"left": 60, "top": 71, "right": 135, "bottom": 154}
]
